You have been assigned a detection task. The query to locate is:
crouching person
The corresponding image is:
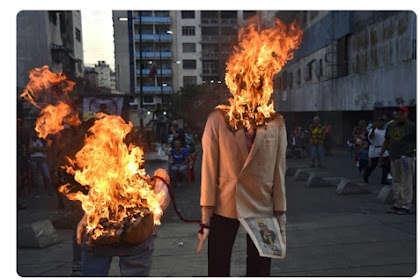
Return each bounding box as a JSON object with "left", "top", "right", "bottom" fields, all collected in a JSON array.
[{"left": 76, "top": 169, "right": 170, "bottom": 277}]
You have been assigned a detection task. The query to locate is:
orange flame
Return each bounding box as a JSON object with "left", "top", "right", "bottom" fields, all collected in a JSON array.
[
  {"left": 217, "top": 16, "right": 303, "bottom": 130},
  {"left": 59, "top": 114, "right": 164, "bottom": 240},
  {"left": 20, "top": 65, "right": 80, "bottom": 138}
]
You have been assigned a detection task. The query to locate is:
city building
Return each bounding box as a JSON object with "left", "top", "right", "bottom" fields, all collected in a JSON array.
[
  {"left": 95, "top": 60, "right": 113, "bottom": 89},
  {"left": 17, "top": 11, "right": 84, "bottom": 92},
  {"left": 274, "top": 11, "right": 416, "bottom": 145}
]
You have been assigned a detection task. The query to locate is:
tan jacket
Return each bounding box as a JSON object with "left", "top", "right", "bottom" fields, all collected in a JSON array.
[{"left": 200, "top": 109, "right": 287, "bottom": 219}]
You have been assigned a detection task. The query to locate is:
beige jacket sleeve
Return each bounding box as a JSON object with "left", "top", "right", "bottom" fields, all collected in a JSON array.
[
  {"left": 272, "top": 117, "right": 287, "bottom": 212},
  {"left": 200, "top": 112, "right": 220, "bottom": 207}
]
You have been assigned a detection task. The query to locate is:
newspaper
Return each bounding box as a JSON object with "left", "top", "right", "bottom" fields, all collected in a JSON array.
[{"left": 239, "top": 216, "right": 286, "bottom": 259}]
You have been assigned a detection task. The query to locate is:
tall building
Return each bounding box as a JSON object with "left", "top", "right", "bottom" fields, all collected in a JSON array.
[
  {"left": 17, "top": 11, "right": 84, "bottom": 92},
  {"left": 113, "top": 10, "right": 278, "bottom": 114},
  {"left": 95, "top": 60, "right": 113, "bottom": 88},
  {"left": 113, "top": 10, "right": 176, "bottom": 112},
  {"left": 273, "top": 11, "right": 416, "bottom": 145}
]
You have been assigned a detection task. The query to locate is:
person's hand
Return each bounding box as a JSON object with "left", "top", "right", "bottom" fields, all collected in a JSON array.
[
  {"left": 77, "top": 214, "right": 87, "bottom": 245},
  {"left": 197, "top": 228, "right": 210, "bottom": 254},
  {"left": 276, "top": 213, "right": 287, "bottom": 247}
]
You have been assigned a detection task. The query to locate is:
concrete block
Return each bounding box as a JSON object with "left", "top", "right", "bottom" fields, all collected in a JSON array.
[
  {"left": 336, "top": 179, "right": 371, "bottom": 195},
  {"left": 377, "top": 185, "right": 394, "bottom": 204},
  {"left": 286, "top": 167, "right": 298, "bottom": 177},
  {"left": 294, "top": 168, "right": 315, "bottom": 181},
  {"left": 305, "top": 172, "right": 334, "bottom": 188},
  {"left": 18, "top": 219, "right": 60, "bottom": 248}
]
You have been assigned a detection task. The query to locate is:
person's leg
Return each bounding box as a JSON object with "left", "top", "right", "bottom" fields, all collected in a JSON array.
[
  {"left": 246, "top": 234, "right": 272, "bottom": 276},
  {"left": 81, "top": 247, "right": 112, "bottom": 276},
  {"left": 71, "top": 229, "right": 83, "bottom": 276},
  {"left": 39, "top": 158, "right": 54, "bottom": 195},
  {"left": 178, "top": 164, "right": 189, "bottom": 181},
  {"left": 171, "top": 165, "right": 179, "bottom": 178},
  {"left": 119, "top": 234, "right": 156, "bottom": 276},
  {"left": 382, "top": 157, "right": 391, "bottom": 183},
  {"left": 365, "top": 157, "right": 378, "bottom": 178},
  {"left": 309, "top": 144, "right": 316, "bottom": 167},
  {"left": 317, "top": 144, "right": 323, "bottom": 167},
  {"left": 390, "top": 158, "right": 403, "bottom": 209},
  {"left": 29, "top": 158, "right": 40, "bottom": 196},
  {"left": 400, "top": 157, "right": 415, "bottom": 210},
  {"left": 208, "top": 214, "right": 240, "bottom": 276}
]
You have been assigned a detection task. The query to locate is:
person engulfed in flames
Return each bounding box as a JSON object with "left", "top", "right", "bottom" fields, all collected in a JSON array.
[
  {"left": 197, "top": 16, "right": 302, "bottom": 276},
  {"left": 20, "top": 65, "right": 171, "bottom": 276}
]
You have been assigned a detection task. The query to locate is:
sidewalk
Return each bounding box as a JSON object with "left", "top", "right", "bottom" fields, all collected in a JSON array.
[{"left": 16, "top": 146, "right": 416, "bottom": 277}]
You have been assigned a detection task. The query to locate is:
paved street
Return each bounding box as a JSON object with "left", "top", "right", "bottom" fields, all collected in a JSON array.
[{"left": 16, "top": 146, "right": 416, "bottom": 276}]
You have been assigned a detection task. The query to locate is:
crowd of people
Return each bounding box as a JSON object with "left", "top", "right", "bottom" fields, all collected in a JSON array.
[{"left": 347, "top": 106, "right": 416, "bottom": 215}]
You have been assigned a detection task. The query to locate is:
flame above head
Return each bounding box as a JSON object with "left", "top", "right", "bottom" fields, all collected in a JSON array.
[
  {"left": 59, "top": 115, "right": 164, "bottom": 240},
  {"left": 217, "top": 16, "right": 303, "bottom": 130},
  {"left": 20, "top": 65, "right": 80, "bottom": 138}
]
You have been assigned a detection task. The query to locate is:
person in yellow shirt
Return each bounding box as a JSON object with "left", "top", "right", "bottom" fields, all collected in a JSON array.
[{"left": 309, "top": 116, "right": 325, "bottom": 167}]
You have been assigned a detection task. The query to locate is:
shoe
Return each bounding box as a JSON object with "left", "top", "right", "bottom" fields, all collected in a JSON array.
[
  {"left": 387, "top": 205, "right": 403, "bottom": 213},
  {"left": 396, "top": 208, "right": 410, "bottom": 215}
]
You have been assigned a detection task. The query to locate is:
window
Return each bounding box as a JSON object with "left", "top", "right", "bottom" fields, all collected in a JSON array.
[
  {"left": 319, "top": 59, "right": 324, "bottom": 77},
  {"left": 48, "top": 11, "right": 57, "bottom": 25},
  {"left": 140, "top": 11, "right": 153, "bottom": 16},
  {"left": 182, "top": 43, "right": 196, "bottom": 53},
  {"left": 183, "top": 76, "right": 197, "bottom": 85},
  {"left": 181, "top": 11, "right": 195, "bottom": 19},
  {"left": 182, "top": 26, "right": 195, "bottom": 36},
  {"left": 183, "top": 60, "right": 196, "bottom": 69},
  {"left": 202, "top": 27, "right": 218, "bottom": 35},
  {"left": 288, "top": 72, "right": 293, "bottom": 88},
  {"left": 75, "top": 28, "right": 81, "bottom": 42},
  {"left": 201, "top": 11, "right": 218, "bottom": 19},
  {"left": 203, "top": 61, "right": 217, "bottom": 74},
  {"left": 296, "top": 69, "right": 301, "bottom": 84},
  {"left": 243, "top": 11, "right": 257, "bottom": 20}
]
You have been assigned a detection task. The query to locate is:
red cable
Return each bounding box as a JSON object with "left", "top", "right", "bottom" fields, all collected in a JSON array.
[{"left": 152, "top": 175, "right": 209, "bottom": 234}]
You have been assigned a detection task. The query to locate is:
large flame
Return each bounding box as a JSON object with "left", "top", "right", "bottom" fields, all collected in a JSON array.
[
  {"left": 21, "top": 66, "right": 164, "bottom": 241},
  {"left": 20, "top": 65, "right": 80, "bottom": 138},
  {"left": 217, "top": 16, "right": 303, "bottom": 130},
  {"left": 59, "top": 114, "right": 164, "bottom": 240}
]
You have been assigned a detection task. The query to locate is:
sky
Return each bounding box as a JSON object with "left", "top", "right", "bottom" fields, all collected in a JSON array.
[{"left": 82, "top": 10, "right": 115, "bottom": 70}]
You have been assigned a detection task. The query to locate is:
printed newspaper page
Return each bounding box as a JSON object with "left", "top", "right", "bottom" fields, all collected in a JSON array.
[{"left": 239, "top": 216, "right": 286, "bottom": 259}]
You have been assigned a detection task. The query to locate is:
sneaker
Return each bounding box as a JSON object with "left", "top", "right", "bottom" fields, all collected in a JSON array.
[
  {"left": 387, "top": 205, "right": 403, "bottom": 213},
  {"left": 396, "top": 208, "right": 410, "bottom": 215}
]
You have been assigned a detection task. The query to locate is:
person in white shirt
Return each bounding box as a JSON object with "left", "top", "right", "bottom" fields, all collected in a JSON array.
[{"left": 363, "top": 117, "right": 390, "bottom": 184}]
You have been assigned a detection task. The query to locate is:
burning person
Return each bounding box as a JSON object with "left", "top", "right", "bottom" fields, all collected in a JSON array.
[
  {"left": 61, "top": 115, "right": 171, "bottom": 276},
  {"left": 197, "top": 16, "right": 302, "bottom": 276},
  {"left": 20, "top": 65, "right": 171, "bottom": 276}
]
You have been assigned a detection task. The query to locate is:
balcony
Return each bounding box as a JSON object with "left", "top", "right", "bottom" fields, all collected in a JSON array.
[
  {"left": 221, "top": 18, "right": 238, "bottom": 25},
  {"left": 136, "top": 51, "right": 172, "bottom": 59},
  {"left": 202, "top": 52, "right": 220, "bottom": 59},
  {"left": 137, "top": 86, "right": 173, "bottom": 93},
  {"left": 201, "top": 35, "right": 219, "bottom": 43},
  {"left": 136, "top": 69, "right": 172, "bottom": 75},
  {"left": 135, "top": 34, "right": 172, "bottom": 41},
  {"left": 134, "top": 16, "right": 171, "bottom": 24},
  {"left": 200, "top": 18, "right": 218, "bottom": 25}
]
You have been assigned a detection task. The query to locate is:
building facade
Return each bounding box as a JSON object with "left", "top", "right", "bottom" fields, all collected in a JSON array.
[
  {"left": 17, "top": 11, "right": 84, "bottom": 92},
  {"left": 274, "top": 11, "right": 416, "bottom": 145}
]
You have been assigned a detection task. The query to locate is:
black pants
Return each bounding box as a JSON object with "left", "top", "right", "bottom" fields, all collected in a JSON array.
[
  {"left": 365, "top": 157, "right": 391, "bottom": 182},
  {"left": 208, "top": 214, "right": 271, "bottom": 276}
]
